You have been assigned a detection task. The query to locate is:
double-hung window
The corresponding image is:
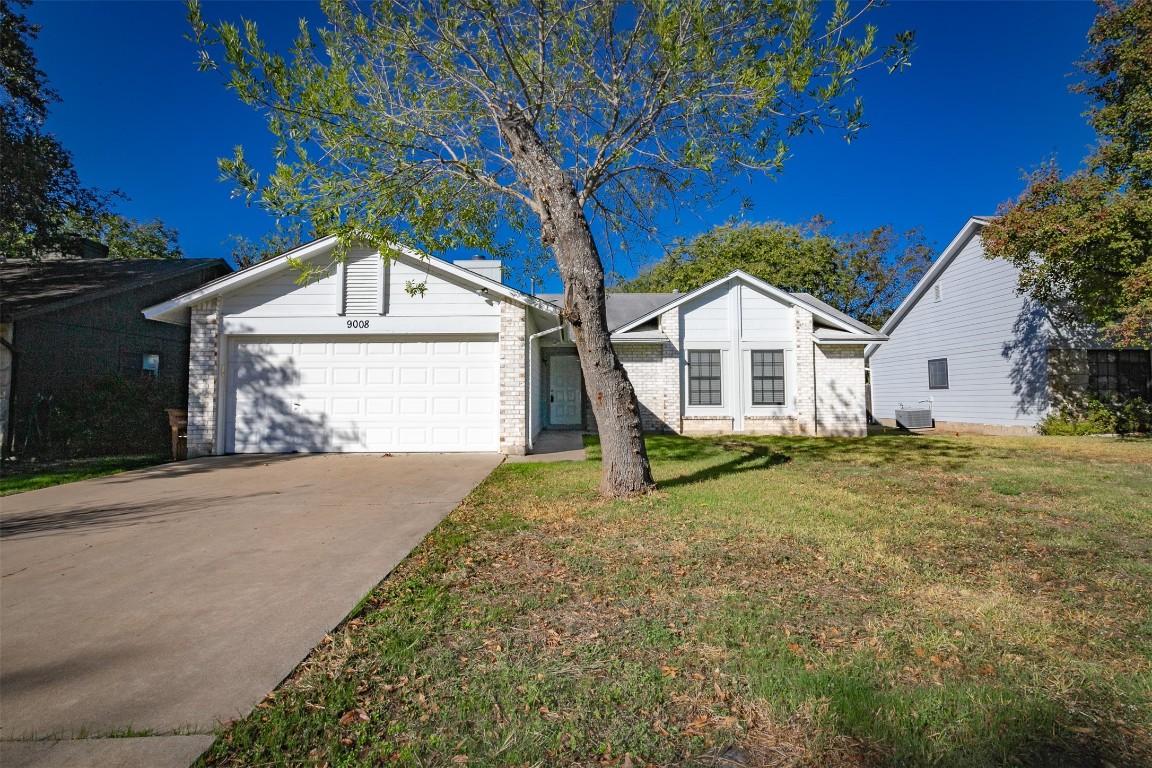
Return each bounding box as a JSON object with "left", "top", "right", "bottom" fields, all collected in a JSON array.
[
  {"left": 1088, "top": 350, "right": 1151, "bottom": 397},
  {"left": 688, "top": 350, "right": 722, "bottom": 406},
  {"left": 750, "top": 350, "right": 785, "bottom": 405},
  {"left": 928, "top": 358, "right": 949, "bottom": 389}
]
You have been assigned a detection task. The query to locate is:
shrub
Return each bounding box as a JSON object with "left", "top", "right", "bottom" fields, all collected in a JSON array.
[
  {"left": 1039, "top": 395, "right": 1152, "bottom": 436},
  {"left": 20, "top": 374, "right": 180, "bottom": 458}
]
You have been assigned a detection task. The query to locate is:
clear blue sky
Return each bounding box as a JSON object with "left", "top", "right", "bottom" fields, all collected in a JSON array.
[{"left": 27, "top": 1, "right": 1100, "bottom": 291}]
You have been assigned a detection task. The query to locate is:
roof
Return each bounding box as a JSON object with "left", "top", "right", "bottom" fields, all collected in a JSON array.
[
  {"left": 0, "top": 258, "right": 232, "bottom": 323},
  {"left": 144, "top": 236, "right": 558, "bottom": 324},
  {"left": 864, "top": 216, "right": 992, "bottom": 360},
  {"left": 538, "top": 292, "right": 676, "bottom": 332},
  {"left": 611, "top": 270, "right": 886, "bottom": 342}
]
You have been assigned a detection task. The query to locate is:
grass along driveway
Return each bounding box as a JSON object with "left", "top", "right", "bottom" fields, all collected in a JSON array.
[
  {"left": 0, "top": 455, "right": 166, "bottom": 496},
  {"left": 200, "top": 434, "right": 1152, "bottom": 768}
]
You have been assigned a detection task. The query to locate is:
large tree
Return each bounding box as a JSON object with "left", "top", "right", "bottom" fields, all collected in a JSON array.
[
  {"left": 983, "top": 0, "right": 1151, "bottom": 347},
  {"left": 621, "top": 218, "right": 933, "bottom": 328},
  {"left": 189, "top": 0, "right": 912, "bottom": 496},
  {"left": 0, "top": 0, "right": 105, "bottom": 259}
]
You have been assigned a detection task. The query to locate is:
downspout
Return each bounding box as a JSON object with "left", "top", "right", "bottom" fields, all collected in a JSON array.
[
  {"left": 1, "top": 333, "right": 17, "bottom": 460},
  {"left": 812, "top": 340, "right": 819, "bottom": 436},
  {"left": 527, "top": 323, "right": 566, "bottom": 450}
]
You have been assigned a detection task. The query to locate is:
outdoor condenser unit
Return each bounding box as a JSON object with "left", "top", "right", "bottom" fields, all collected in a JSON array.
[{"left": 895, "top": 408, "right": 933, "bottom": 430}]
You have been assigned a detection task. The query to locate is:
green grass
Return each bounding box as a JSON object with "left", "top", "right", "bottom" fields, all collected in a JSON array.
[
  {"left": 199, "top": 434, "right": 1152, "bottom": 767},
  {"left": 0, "top": 455, "right": 166, "bottom": 496}
]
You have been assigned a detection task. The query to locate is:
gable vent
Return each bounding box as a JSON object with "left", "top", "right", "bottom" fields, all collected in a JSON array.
[{"left": 343, "top": 249, "right": 384, "bottom": 315}]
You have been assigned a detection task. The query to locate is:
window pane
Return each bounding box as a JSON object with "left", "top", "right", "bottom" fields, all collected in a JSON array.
[
  {"left": 688, "top": 350, "right": 722, "bottom": 406},
  {"left": 751, "top": 350, "right": 785, "bottom": 405},
  {"left": 928, "top": 358, "right": 949, "bottom": 389}
]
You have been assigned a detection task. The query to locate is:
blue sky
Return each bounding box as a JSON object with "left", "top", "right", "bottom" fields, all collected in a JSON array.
[{"left": 26, "top": 1, "right": 1100, "bottom": 291}]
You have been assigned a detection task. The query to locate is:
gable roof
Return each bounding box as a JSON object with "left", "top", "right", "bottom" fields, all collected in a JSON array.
[
  {"left": 863, "top": 216, "right": 991, "bottom": 360},
  {"left": 0, "top": 258, "right": 231, "bottom": 323},
  {"left": 611, "top": 270, "right": 886, "bottom": 341},
  {"left": 537, "top": 292, "right": 677, "bottom": 332},
  {"left": 143, "top": 237, "right": 558, "bottom": 324}
]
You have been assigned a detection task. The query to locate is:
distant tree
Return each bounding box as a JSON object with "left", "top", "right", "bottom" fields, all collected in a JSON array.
[
  {"left": 983, "top": 0, "right": 1151, "bottom": 347},
  {"left": 63, "top": 210, "right": 182, "bottom": 259},
  {"left": 622, "top": 219, "right": 933, "bottom": 329},
  {"left": 227, "top": 219, "right": 311, "bottom": 269},
  {"left": 1, "top": 0, "right": 183, "bottom": 261},
  {"left": 0, "top": 0, "right": 106, "bottom": 259},
  {"left": 190, "top": 0, "right": 913, "bottom": 496}
]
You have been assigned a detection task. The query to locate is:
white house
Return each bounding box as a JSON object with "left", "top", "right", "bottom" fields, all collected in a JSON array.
[
  {"left": 866, "top": 216, "right": 1151, "bottom": 434},
  {"left": 144, "top": 237, "right": 886, "bottom": 457}
]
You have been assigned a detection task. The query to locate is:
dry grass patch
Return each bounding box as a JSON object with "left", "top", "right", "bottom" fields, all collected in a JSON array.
[{"left": 200, "top": 434, "right": 1151, "bottom": 768}]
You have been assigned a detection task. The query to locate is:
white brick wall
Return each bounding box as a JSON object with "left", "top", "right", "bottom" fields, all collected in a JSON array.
[
  {"left": 815, "top": 344, "right": 867, "bottom": 437},
  {"left": 499, "top": 302, "right": 528, "bottom": 454},
  {"left": 187, "top": 299, "right": 221, "bottom": 458},
  {"left": 793, "top": 308, "right": 817, "bottom": 435}
]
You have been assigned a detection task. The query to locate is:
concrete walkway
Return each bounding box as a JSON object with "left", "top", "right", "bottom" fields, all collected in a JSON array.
[
  {"left": 507, "top": 430, "right": 587, "bottom": 462},
  {"left": 0, "top": 452, "right": 500, "bottom": 768}
]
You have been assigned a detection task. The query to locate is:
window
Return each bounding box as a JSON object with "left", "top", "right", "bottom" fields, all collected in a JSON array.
[
  {"left": 928, "top": 358, "right": 949, "bottom": 389},
  {"left": 750, "top": 350, "right": 785, "bottom": 405},
  {"left": 688, "top": 350, "right": 722, "bottom": 406},
  {"left": 142, "top": 353, "right": 160, "bottom": 378},
  {"left": 1088, "top": 350, "right": 1151, "bottom": 397}
]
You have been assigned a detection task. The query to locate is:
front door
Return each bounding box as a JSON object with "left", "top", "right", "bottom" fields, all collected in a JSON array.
[{"left": 549, "top": 355, "right": 583, "bottom": 426}]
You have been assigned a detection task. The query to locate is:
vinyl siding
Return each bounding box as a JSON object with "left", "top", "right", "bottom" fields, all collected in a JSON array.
[{"left": 869, "top": 233, "right": 1049, "bottom": 428}]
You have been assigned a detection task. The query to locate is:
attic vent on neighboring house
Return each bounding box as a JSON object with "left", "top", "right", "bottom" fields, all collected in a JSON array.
[
  {"left": 933, "top": 284, "right": 942, "bottom": 303},
  {"left": 343, "top": 249, "right": 385, "bottom": 315}
]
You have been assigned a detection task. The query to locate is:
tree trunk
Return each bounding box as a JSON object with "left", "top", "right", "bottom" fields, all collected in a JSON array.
[{"left": 498, "top": 112, "right": 656, "bottom": 496}]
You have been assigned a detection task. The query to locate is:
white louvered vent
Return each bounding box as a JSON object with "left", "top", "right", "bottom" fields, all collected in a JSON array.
[{"left": 343, "top": 249, "right": 384, "bottom": 315}]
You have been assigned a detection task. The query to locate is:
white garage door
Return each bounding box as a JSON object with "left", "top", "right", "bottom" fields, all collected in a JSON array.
[{"left": 225, "top": 337, "right": 499, "bottom": 453}]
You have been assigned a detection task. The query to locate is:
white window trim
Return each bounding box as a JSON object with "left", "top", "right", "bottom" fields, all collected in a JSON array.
[{"left": 684, "top": 347, "right": 726, "bottom": 412}]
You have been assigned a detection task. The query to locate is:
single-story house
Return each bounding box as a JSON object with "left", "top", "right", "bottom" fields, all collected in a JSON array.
[
  {"left": 865, "top": 216, "right": 1151, "bottom": 434},
  {"left": 1, "top": 254, "right": 233, "bottom": 453},
  {"left": 143, "top": 237, "right": 887, "bottom": 457}
]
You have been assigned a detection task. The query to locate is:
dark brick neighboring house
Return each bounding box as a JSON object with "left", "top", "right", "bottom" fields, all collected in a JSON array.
[{"left": 1, "top": 256, "right": 232, "bottom": 455}]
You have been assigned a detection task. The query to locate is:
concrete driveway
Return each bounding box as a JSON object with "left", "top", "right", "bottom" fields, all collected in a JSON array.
[{"left": 0, "top": 452, "right": 500, "bottom": 767}]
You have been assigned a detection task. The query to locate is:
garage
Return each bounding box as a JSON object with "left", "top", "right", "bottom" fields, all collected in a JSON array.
[{"left": 225, "top": 336, "right": 499, "bottom": 453}]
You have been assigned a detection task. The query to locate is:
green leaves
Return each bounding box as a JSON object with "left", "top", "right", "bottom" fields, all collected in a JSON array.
[{"left": 187, "top": 0, "right": 912, "bottom": 262}]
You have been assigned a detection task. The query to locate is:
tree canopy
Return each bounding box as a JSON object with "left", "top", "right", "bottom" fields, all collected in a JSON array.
[
  {"left": 983, "top": 0, "right": 1151, "bottom": 347},
  {"left": 190, "top": 0, "right": 912, "bottom": 495},
  {"left": 620, "top": 218, "right": 932, "bottom": 328}
]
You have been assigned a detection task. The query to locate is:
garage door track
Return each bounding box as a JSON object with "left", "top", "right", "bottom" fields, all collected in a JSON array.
[{"left": 0, "top": 452, "right": 500, "bottom": 767}]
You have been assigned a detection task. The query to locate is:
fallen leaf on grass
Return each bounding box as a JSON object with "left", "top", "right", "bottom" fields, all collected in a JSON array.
[{"left": 338, "top": 709, "right": 369, "bottom": 725}]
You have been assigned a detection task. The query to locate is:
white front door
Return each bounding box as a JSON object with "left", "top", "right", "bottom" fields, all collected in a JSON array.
[{"left": 549, "top": 355, "right": 582, "bottom": 426}]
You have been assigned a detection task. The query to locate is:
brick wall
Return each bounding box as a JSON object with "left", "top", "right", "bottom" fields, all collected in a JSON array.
[
  {"left": 615, "top": 343, "right": 674, "bottom": 432},
  {"left": 814, "top": 344, "right": 867, "bottom": 437},
  {"left": 499, "top": 302, "right": 528, "bottom": 454},
  {"left": 793, "top": 308, "right": 817, "bottom": 435},
  {"left": 187, "top": 298, "right": 221, "bottom": 457}
]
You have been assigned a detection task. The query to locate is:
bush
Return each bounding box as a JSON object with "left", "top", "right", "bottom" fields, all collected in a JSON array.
[
  {"left": 1039, "top": 395, "right": 1152, "bottom": 436},
  {"left": 20, "top": 374, "right": 180, "bottom": 459}
]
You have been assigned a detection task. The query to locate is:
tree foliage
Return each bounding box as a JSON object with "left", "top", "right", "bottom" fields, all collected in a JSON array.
[
  {"left": 227, "top": 219, "right": 311, "bottom": 269},
  {"left": 983, "top": 0, "right": 1152, "bottom": 347},
  {"left": 0, "top": 0, "right": 106, "bottom": 259},
  {"left": 621, "top": 218, "right": 932, "bottom": 328},
  {"left": 63, "top": 210, "right": 183, "bottom": 260},
  {"left": 189, "top": 0, "right": 912, "bottom": 495}
]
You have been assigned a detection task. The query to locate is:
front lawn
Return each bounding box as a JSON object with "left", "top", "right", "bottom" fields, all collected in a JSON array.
[
  {"left": 201, "top": 434, "right": 1151, "bottom": 767},
  {"left": 0, "top": 455, "right": 166, "bottom": 496}
]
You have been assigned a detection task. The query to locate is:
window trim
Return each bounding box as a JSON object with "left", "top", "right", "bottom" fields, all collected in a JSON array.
[
  {"left": 687, "top": 349, "right": 723, "bottom": 407},
  {"left": 749, "top": 349, "right": 786, "bottom": 406},
  {"left": 928, "top": 358, "right": 949, "bottom": 390}
]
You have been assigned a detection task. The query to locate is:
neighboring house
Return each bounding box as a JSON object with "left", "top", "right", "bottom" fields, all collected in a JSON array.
[
  {"left": 865, "top": 216, "right": 1151, "bottom": 435},
  {"left": 0, "top": 256, "right": 233, "bottom": 453},
  {"left": 143, "top": 237, "right": 886, "bottom": 457}
]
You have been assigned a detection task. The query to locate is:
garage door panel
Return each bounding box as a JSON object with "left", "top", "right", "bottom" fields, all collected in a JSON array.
[{"left": 227, "top": 336, "right": 498, "bottom": 453}]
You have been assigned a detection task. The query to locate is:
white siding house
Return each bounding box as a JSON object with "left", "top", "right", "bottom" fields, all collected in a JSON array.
[
  {"left": 866, "top": 217, "right": 1151, "bottom": 434},
  {"left": 146, "top": 240, "right": 887, "bottom": 457}
]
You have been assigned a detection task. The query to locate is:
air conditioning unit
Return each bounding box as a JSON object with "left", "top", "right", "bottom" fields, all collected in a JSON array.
[{"left": 895, "top": 408, "right": 933, "bottom": 430}]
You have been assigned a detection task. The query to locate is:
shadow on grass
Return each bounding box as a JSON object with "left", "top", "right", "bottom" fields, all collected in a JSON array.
[{"left": 659, "top": 445, "right": 791, "bottom": 488}]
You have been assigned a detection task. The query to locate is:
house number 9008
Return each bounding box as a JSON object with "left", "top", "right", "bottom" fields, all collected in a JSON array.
[{"left": 346, "top": 319, "right": 370, "bottom": 329}]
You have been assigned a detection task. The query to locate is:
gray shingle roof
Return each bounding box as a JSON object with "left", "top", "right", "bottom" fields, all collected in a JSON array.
[
  {"left": 538, "top": 292, "right": 677, "bottom": 331},
  {"left": 0, "top": 258, "right": 232, "bottom": 322}
]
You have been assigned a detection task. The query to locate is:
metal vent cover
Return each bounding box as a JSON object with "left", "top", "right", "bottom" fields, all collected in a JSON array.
[{"left": 895, "top": 408, "right": 933, "bottom": 430}]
